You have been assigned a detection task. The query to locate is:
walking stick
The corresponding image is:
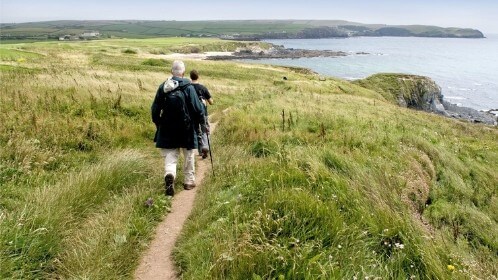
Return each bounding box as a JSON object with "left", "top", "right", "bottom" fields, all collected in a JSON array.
[
  {"left": 205, "top": 118, "right": 215, "bottom": 177},
  {"left": 206, "top": 131, "right": 215, "bottom": 177}
]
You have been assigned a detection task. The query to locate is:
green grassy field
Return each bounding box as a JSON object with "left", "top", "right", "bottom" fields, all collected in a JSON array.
[
  {"left": 1, "top": 20, "right": 483, "bottom": 41},
  {"left": 0, "top": 38, "right": 497, "bottom": 279},
  {"left": 1, "top": 20, "right": 310, "bottom": 40}
]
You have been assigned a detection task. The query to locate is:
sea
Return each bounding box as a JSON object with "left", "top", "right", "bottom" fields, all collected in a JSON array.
[{"left": 243, "top": 35, "right": 498, "bottom": 111}]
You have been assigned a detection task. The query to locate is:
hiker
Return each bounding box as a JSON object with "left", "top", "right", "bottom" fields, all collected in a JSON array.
[
  {"left": 190, "top": 69, "right": 213, "bottom": 159},
  {"left": 151, "top": 60, "right": 205, "bottom": 196}
]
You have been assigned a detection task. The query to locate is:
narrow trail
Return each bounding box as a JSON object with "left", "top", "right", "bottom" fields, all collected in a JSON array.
[{"left": 134, "top": 121, "right": 218, "bottom": 280}]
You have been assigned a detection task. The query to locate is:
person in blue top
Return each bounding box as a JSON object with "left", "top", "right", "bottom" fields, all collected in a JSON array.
[
  {"left": 151, "top": 61, "right": 205, "bottom": 196},
  {"left": 190, "top": 69, "right": 213, "bottom": 159}
]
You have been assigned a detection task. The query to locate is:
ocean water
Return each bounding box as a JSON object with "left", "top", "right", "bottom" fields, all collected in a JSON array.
[{"left": 245, "top": 36, "right": 498, "bottom": 110}]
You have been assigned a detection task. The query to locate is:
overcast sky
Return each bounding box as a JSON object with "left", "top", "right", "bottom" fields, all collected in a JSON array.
[{"left": 2, "top": 0, "right": 497, "bottom": 34}]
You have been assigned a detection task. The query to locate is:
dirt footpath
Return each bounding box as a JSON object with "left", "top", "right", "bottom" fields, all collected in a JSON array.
[{"left": 134, "top": 122, "right": 217, "bottom": 280}]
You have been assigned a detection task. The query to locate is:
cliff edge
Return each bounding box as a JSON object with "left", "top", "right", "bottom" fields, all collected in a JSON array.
[{"left": 354, "top": 73, "right": 497, "bottom": 125}]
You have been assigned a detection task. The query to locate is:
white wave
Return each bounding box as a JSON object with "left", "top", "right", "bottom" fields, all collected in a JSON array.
[
  {"left": 444, "top": 96, "right": 467, "bottom": 100},
  {"left": 447, "top": 86, "right": 475, "bottom": 92}
]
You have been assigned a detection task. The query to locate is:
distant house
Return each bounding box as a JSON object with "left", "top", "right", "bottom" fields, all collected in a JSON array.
[
  {"left": 81, "top": 31, "right": 100, "bottom": 39},
  {"left": 59, "top": 35, "right": 73, "bottom": 41},
  {"left": 59, "top": 31, "right": 100, "bottom": 41}
]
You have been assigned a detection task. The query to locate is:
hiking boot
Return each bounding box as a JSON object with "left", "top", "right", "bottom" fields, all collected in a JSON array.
[
  {"left": 183, "top": 183, "right": 196, "bottom": 190},
  {"left": 201, "top": 147, "right": 209, "bottom": 159},
  {"left": 165, "top": 174, "right": 174, "bottom": 196}
]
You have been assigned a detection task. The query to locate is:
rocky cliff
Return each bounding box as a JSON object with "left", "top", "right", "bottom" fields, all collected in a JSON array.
[{"left": 354, "top": 73, "right": 497, "bottom": 125}]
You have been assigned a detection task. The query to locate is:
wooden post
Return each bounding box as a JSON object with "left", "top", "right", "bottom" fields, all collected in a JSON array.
[{"left": 282, "top": 109, "right": 285, "bottom": 132}]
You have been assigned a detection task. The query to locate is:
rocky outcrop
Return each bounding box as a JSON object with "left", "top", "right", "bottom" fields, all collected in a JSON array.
[
  {"left": 206, "top": 45, "right": 350, "bottom": 60},
  {"left": 354, "top": 73, "right": 497, "bottom": 125}
]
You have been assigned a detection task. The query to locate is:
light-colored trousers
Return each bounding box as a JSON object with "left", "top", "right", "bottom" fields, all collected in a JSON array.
[{"left": 160, "top": 148, "right": 195, "bottom": 184}]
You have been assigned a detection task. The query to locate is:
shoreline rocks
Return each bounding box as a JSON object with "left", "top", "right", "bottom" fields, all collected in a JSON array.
[
  {"left": 206, "top": 45, "right": 350, "bottom": 60},
  {"left": 439, "top": 102, "right": 497, "bottom": 125}
]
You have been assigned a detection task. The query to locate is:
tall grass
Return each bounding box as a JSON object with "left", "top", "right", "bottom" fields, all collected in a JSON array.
[
  {"left": 174, "top": 66, "right": 497, "bottom": 279},
  {"left": 0, "top": 39, "right": 174, "bottom": 279},
  {"left": 0, "top": 150, "right": 168, "bottom": 279}
]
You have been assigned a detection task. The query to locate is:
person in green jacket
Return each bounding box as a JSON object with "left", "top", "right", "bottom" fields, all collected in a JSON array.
[{"left": 151, "top": 60, "right": 205, "bottom": 196}]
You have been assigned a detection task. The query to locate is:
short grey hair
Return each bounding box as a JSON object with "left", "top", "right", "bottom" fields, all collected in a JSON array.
[{"left": 171, "top": 60, "right": 185, "bottom": 76}]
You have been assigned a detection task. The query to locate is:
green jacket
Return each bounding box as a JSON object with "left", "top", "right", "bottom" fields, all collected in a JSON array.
[{"left": 151, "top": 76, "right": 205, "bottom": 149}]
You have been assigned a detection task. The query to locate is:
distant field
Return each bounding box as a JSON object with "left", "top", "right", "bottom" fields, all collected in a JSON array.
[
  {"left": 0, "top": 20, "right": 310, "bottom": 39},
  {"left": 1, "top": 20, "right": 484, "bottom": 41}
]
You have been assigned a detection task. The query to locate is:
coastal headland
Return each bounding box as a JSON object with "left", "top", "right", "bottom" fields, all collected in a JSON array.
[
  {"left": 0, "top": 20, "right": 485, "bottom": 42},
  {"left": 354, "top": 73, "right": 498, "bottom": 125}
]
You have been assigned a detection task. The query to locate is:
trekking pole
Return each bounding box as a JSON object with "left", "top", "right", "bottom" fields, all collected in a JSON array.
[
  {"left": 205, "top": 119, "right": 215, "bottom": 177},
  {"left": 206, "top": 132, "right": 215, "bottom": 177}
]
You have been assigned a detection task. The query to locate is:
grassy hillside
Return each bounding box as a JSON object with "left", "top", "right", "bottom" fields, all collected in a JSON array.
[
  {"left": 173, "top": 67, "right": 497, "bottom": 279},
  {"left": 1, "top": 20, "right": 484, "bottom": 42},
  {"left": 0, "top": 20, "right": 310, "bottom": 41},
  {"left": 1, "top": 38, "right": 497, "bottom": 279}
]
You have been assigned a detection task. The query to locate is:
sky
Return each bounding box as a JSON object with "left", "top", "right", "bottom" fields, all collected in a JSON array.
[{"left": 2, "top": 0, "right": 498, "bottom": 34}]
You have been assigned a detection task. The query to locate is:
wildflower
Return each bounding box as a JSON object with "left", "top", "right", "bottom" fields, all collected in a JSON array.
[
  {"left": 394, "top": 242, "right": 404, "bottom": 249},
  {"left": 447, "top": 264, "right": 455, "bottom": 271},
  {"left": 144, "top": 198, "right": 154, "bottom": 207},
  {"left": 337, "top": 244, "right": 342, "bottom": 249}
]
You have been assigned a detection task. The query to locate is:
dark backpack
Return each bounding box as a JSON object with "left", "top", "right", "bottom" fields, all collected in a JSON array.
[{"left": 161, "top": 85, "right": 191, "bottom": 132}]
